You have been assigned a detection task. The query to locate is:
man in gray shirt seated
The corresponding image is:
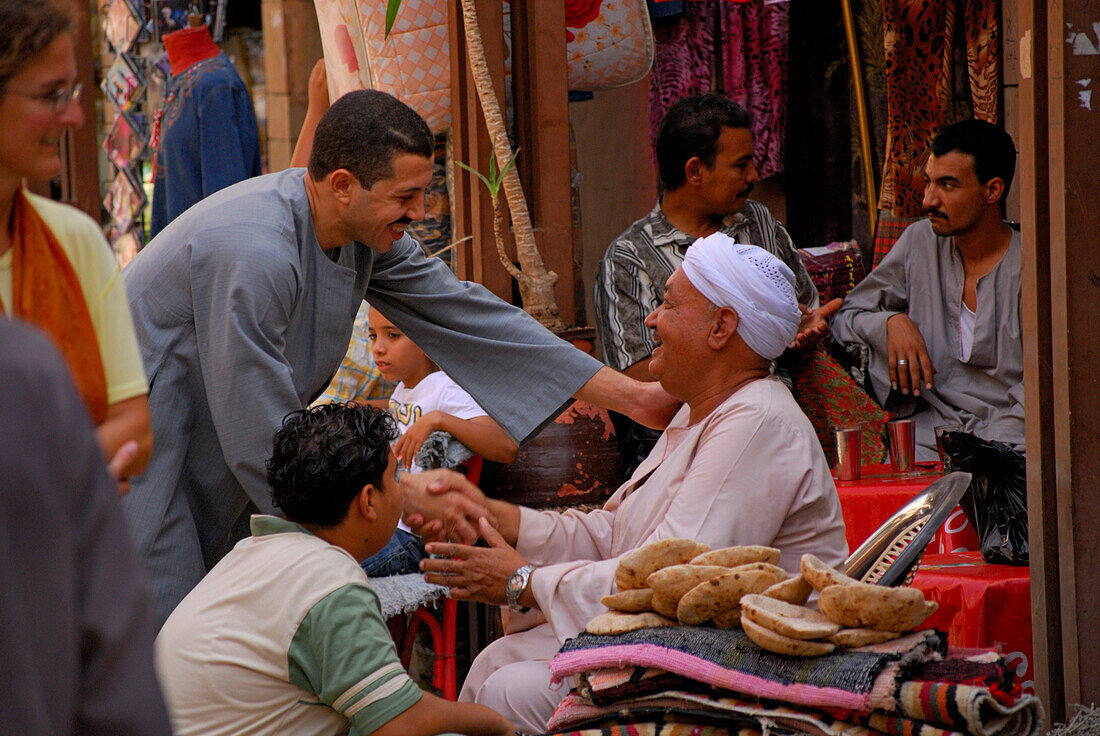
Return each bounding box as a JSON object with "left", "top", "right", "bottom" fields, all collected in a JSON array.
[{"left": 832, "top": 120, "right": 1022, "bottom": 461}]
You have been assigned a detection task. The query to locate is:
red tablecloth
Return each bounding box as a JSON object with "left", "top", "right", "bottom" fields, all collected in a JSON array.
[
  {"left": 913, "top": 551, "right": 1034, "bottom": 695},
  {"left": 835, "top": 463, "right": 979, "bottom": 554}
]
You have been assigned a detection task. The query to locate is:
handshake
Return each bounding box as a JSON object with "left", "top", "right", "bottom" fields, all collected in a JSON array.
[{"left": 399, "top": 468, "right": 500, "bottom": 544}]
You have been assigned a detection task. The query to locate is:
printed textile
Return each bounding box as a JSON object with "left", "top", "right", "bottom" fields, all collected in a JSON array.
[
  {"left": 878, "top": 0, "right": 999, "bottom": 217},
  {"left": 550, "top": 627, "right": 946, "bottom": 713},
  {"left": 649, "top": 0, "right": 791, "bottom": 179}
]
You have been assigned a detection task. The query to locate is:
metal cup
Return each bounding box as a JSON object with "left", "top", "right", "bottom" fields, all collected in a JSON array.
[
  {"left": 887, "top": 419, "right": 916, "bottom": 473},
  {"left": 834, "top": 426, "right": 862, "bottom": 481}
]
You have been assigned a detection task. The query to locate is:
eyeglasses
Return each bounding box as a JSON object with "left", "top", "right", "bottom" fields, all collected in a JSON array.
[{"left": 6, "top": 82, "right": 83, "bottom": 113}]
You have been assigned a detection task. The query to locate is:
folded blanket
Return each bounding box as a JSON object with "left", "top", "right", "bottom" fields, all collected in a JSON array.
[
  {"left": 547, "top": 690, "right": 889, "bottom": 736},
  {"left": 543, "top": 720, "right": 751, "bottom": 736},
  {"left": 893, "top": 682, "right": 1042, "bottom": 736},
  {"left": 551, "top": 627, "right": 945, "bottom": 713}
]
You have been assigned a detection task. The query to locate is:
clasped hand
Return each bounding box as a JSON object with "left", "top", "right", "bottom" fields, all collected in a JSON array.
[{"left": 399, "top": 468, "right": 496, "bottom": 545}]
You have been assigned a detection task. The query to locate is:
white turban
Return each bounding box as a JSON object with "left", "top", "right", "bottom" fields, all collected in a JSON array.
[{"left": 680, "top": 233, "right": 801, "bottom": 360}]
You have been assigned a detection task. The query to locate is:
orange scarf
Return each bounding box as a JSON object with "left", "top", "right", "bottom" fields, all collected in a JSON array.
[{"left": 2, "top": 191, "right": 108, "bottom": 423}]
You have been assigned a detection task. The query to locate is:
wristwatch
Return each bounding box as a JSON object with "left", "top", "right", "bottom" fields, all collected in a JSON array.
[{"left": 505, "top": 564, "right": 535, "bottom": 613}]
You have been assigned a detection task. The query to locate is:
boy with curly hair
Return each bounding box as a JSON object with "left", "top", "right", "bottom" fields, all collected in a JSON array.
[{"left": 155, "top": 403, "right": 513, "bottom": 736}]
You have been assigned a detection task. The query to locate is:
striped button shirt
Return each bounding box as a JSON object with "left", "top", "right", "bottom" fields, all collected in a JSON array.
[{"left": 593, "top": 201, "right": 818, "bottom": 371}]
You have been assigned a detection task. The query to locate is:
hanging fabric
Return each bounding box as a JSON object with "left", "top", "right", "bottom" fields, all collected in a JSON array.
[
  {"left": 648, "top": 0, "right": 791, "bottom": 180},
  {"left": 878, "top": 0, "right": 999, "bottom": 218}
]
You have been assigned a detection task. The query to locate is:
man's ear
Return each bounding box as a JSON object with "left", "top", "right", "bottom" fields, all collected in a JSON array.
[
  {"left": 328, "top": 169, "right": 356, "bottom": 205},
  {"left": 684, "top": 156, "right": 705, "bottom": 187},
  {"left": 708, "top": 306, "right": 739, "bottom": 349},
  {"left": 983, "top": 177, "right": 1005, "bottom": 206},
  {"left": 357, "top": 483, "right": 378, "bottom": 522}
]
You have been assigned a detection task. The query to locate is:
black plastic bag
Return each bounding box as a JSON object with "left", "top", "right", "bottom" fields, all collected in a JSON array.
[{"left": 941, "top": 431, "right": 1029, "bottom": 565}]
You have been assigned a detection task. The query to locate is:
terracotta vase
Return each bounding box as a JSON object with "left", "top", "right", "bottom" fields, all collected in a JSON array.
[{"left": 481, "top": 399, "right": 624, "bottom": 509}]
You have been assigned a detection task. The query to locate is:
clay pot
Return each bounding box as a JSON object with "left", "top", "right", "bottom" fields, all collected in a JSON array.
[{"left": 481, "top": 399, "right": 623, "bottom": 509}]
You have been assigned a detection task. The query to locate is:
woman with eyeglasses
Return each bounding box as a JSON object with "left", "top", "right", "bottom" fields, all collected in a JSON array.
[{"left": 0, "top": 0, "right": 152, "bottom": 490}]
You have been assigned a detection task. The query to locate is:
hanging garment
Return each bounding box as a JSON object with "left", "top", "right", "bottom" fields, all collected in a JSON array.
[
  {"left": 648, "top": 0, "right": 791, "bottom": 179},
  {"left": 150, "top": 50, "right": 262, "bottom": 237},
  {"left": 719, "top": 0, "right": 791, "bottom": 178},
  {"left": 878, "top": 0, "right": 999, "bottom": 218}
]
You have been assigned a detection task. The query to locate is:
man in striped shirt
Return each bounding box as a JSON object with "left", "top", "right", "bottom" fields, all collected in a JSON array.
[
  {"left": 154, "top": 403, "right": 513, "bottom": 736},
  {"left": 595, "top": 94, "right": 835, "bottom": 380},
  {"left": 594, "top": 94, "right": 841, "bottom": 470}
]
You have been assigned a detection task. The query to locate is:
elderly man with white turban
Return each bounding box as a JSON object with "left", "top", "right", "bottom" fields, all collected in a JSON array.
[{"left": 404, "top": 234, "right": 848, "bottom": 734}]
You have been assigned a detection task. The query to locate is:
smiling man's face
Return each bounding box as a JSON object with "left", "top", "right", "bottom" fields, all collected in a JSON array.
[{"left": 346, "top": 152, "right": 434, "bottom": 251}]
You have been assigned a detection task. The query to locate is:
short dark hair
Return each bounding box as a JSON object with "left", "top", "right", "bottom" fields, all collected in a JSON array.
[
  {"left": 0, "top": 0, "right": 73, "bottom": 95},
  {"left": 308, "top": 89, "right": 433, "bottom": 188},
  {"left": 267, "top": 403, "right": 398, "bottom": 528},
  {"left": 931, "top": 119, "right": 1017, "bottom": 204},
  {"left": 655, "top": 94, "right": 752, "bottom": 191}
]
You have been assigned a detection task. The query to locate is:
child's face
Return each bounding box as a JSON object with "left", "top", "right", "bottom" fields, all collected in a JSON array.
[{"left": 367, "top": 310, "right": 434, "bottom": 386}]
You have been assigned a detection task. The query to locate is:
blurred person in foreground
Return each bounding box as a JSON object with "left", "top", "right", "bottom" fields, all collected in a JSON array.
[
  {"left": 0, "top": 0, "right": 151, "bottom": 486},
  {"left": 405, "top": 235, "right": 848, "bottom": 733},
  {"left": 0, "top": 319, "right": 170, "bottom": 736}
]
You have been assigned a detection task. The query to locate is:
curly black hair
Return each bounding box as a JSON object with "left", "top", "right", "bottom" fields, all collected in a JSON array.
[{"left": 266, "top": 403, "right": 398, "bottom": 528}]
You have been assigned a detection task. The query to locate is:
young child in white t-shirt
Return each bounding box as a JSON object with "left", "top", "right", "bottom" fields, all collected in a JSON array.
[{"left": 360, "top": 307, "right": 518, "bottom": 576}]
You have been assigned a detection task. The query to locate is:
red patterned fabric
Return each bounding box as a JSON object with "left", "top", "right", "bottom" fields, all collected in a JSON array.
[
  {"left": 789, "top": 346, "right": 889, "bottom": 467},
  {"left": 873, "top": 211, "right": 920, "bottom": 268}
]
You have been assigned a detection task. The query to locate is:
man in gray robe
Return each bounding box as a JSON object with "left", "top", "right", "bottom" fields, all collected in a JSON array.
[
  {"left": 832, "top": 120, "right": 1022, "bottom": 461},
  {"left": 0, "top": 320, "right": 171, "bottom": 736},
  {"left": 123, "top": 90, "right": 673, "bottom": 624}
]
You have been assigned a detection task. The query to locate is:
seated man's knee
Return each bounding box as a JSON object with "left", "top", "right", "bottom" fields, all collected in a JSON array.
[{"left": 471, "top": 660, "right": 565, "bottom": 734}]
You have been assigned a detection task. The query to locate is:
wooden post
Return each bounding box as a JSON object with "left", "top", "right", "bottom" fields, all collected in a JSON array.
[
  {"left": 448, "top": 0, "right": 514, "bottom": 301},
  {"left": 1021, "top": 0, "right": 1100, "bottom": 717},
  {"left": 1016, "top": 0, "right": 1061, "bottom": 726},
  {"left": 510, "top": 2, "right": 580, "bottom": 325},
  {"left": 262, "top": 0, "right": 323, "bottom": 170}
]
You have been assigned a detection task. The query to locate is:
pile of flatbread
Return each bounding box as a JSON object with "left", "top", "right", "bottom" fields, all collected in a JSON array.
[{"left": 586, "top": 540, "right": 939, "bottom": 658}]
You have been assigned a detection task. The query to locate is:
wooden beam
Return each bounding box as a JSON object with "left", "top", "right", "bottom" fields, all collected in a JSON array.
[
  {"left": 449, "top": 0, "right": 515, "bottom": 302},
  {"left": 510, "top": 1, "right": 580, "bottom": 325},
  {"left": 1016, "top": 0, "right": 1061, "bottom": 725},
  {"left": 1044, "top": 0, "right": 1100, "bottom": 712}
]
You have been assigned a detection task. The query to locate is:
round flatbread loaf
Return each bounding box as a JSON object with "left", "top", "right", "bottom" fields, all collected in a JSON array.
[
  {"left": 726, "top": 562, "right": 788, "bottom": 580},
  {"left": 828, "top": 628, "right": 902, "bottom": 648},
  {"left": 818, "top": 582, "right": 938, "bottom": 632},
  {"left": 800, "top": 553, "right": 860, "bottom": 591},
  {"left": 740, "top": 594, "right": 841, "bottom": 640},
  {"left": 615, "top": 539, "right": 711, "bottom": 591},
  {"left": 690, "top": 545, "right": 780, "bottom": 568},
  {"left": 677, "top": 569, "right": 784, "bottom": 625},
  {"left": 646, "top": 564, "right": 730, "bottom": 618},
  {"left": 762, "top": 575, "right": 813, "bottom": 605},
  {"left": 712, "top": 607, "right": 743, "bottom": 629},
  {"left": 601, "top": 588, "right": 654, "bottom": 613},
  {"left": 585, "top": 610, "right": 677, "bottom": 635},
  {"left": 742, "top": 616, "right": 837, "bottom": 657}
]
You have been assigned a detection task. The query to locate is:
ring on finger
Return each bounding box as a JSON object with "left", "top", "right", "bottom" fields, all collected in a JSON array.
[{"left": 896, "top": 359, "right": 909, "bottom": 366}]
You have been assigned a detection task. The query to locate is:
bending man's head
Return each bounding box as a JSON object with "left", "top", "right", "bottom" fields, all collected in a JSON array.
[
  {"left": 267, "top": 402, "right": 398, "bottom": 529},
  {"left": 308, "top": 89, "right": 433, "bottom": 187},
  {"left": 645, "top": 234, "right": 800, "bottom": 400}
]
